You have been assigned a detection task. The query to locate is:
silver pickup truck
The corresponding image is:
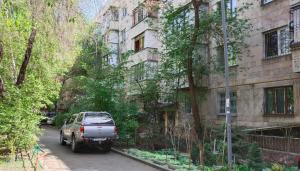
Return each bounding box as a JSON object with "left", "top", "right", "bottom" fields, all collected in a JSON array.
[{"left": 59, "top": 111, "right": 118, "bottom": 153}]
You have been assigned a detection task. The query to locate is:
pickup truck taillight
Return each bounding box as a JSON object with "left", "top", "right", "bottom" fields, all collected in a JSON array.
[{"left": 80, "top": 125, "right": 84, "bottom": 133}]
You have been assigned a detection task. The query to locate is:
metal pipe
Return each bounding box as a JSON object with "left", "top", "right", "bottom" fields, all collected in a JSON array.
[{"left": 220, "top": 0, "right": 233, "bottom": 168}]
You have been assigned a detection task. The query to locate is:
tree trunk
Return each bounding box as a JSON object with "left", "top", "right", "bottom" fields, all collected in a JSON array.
[
  {"left": 187, "top": 0, "right": 205, "bottom": 165},
  {"left": 16, "top": 28, "right": 37, "bottom": 86},
  {"left": 187, "top": 0, "right": 203, "bottom": 137}
]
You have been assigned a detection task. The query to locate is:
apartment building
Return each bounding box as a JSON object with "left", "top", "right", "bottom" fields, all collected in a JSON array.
[
  {"left": 96, "top": 0, "right": 300, "bottom": 129},
  {"left": 202, "top": 0, "right": 300, "bottom": 129},
  {"left": 96, "top": 0, "right": 161, "bottom": 69}
]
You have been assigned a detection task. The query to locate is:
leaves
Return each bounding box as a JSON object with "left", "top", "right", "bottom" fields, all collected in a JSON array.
[{"left": 0, "top": 0, "right": 85, "bottom": 155}]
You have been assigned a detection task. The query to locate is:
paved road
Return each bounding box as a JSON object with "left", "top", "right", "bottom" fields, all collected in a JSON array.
[{"left": 39, "top": 126, "right": 158, "bottom": 171}]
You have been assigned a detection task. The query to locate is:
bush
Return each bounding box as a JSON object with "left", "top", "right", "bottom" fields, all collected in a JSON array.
[
  {"left": 54, "top": 112, "right": 73, "bottom": 128},
  {"left": 0, "top": 76, "right": 58, "bottom": 155},
  {"left": 248, "top": 144, "right": 264, "bottom": 171}
]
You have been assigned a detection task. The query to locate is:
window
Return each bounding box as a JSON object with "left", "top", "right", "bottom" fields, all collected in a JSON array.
[
  {"left": 111, "top": 9, "right": 119, "bottom": 21},
  {"left": 219, "top": 91, "right": 237, "bottom": 114},
  {"left": 109, "top": 54, "right": 118, "bottom": 66},
  {"left": 217, "top": 0, "right": 237, "bottom": 17},
  {"left": 132, "top": 63, "right": 145, "bottom": 81},
  {"left": 133, "top": 7, "right": 146, "bottom": 25},
  {"left": 183, "top": 95, "right": 192, "bottom": 113},
  {"left": 134, "top": 33, "right": 145, "bottom": 52},
  {"left": 67, "top": 115, "right": 77, "bottom": 124},
  {"left": 76, "top": 113, "right": 83, "bottom": 123},
  {"left": 131, "top": 61, "right": 157, "bottom": 82},
  {"left": 122, "top": 8, "right": 127, "bottom": 17},
  {"left": 265, "top": 86, "right": 294, "bottom": 115},
  {"left": 290, "top": 6, "right": 300, "bottom": 44},
  {"left": 144, "top": 60, "right": 158, "bottom": 79},
  {"left": 121, "top": 29, "right": 126, "bottom": 43},
  {"left": 265, "top": 26, "right": 290, "bottom": 58},
  {"left": 261, "top": 0, "right": 273, "bottom": 5},
  {"left": 216, "top": 45, "right": 237, "bottom": 68}
]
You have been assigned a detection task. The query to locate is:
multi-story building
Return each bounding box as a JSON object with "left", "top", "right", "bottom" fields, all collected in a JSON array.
[
  {"left": 96, "top": 0, "right": 300, "bottom": 130},
  {"left": 96, "top": 0, "right": 161, "bottom": 69},
  {"left": 204, "top": 0, "right": 300, "bottom": 129}
]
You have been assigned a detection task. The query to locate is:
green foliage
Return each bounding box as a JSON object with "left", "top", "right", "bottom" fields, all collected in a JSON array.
[
  {"left": 0, "top": 0, "right": 85, "bottom": 156},
  {"left": 248, "top": 144, "right": 264, "bottom": 171},
  {"left": 271, "top": 164, "right": 284, "bottom": 171},
  {"left": 59, "top": 28, "right": 139, "bottom": 143},
  {"left": 54, "top": 112, "right": 73, "bottom": 128}
]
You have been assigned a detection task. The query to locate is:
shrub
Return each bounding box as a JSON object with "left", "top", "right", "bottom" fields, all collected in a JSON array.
[{"left": 54, "top": 112, "right": 73, "bottom": 128}]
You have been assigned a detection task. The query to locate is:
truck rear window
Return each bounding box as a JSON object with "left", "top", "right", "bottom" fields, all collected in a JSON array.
[{"left": 83, "top": 112, "right": 114, "bottom": 125}]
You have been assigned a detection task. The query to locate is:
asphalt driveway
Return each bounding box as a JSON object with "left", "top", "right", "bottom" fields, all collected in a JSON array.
[{"left": 38, "top": 126, "right": 158, "bottom": 171}]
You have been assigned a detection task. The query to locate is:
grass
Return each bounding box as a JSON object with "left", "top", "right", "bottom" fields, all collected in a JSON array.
[
  {"left": 0, "top": 153, "right": 43, "bottom": 171},
  {"left": 127, "top": 148, "right": 199, "bottom": 170}
]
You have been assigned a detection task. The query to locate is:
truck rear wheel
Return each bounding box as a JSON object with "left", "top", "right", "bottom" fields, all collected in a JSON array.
[
  {"left": 71, "top": 135, "right": 80, "bottom": 153},
  {"left": 60, "top": 132, "right": 66, "bottom": 145},
  {"left": 101, "top": 142, "right": 112, "bottom": 153}
]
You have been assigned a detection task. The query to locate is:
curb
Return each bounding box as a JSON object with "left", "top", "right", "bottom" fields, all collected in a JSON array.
[{"left": 112, "top": 148, "right": 172, "bottom": 171}]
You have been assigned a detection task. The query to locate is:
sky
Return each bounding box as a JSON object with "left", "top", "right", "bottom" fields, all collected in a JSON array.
[{"left": 79, "top": 0, "right": 107, "bottom": 20}]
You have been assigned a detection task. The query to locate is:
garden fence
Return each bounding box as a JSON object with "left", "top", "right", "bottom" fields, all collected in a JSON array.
[{"left": 247, "top": 134, "right": 300, "bottom": 153}]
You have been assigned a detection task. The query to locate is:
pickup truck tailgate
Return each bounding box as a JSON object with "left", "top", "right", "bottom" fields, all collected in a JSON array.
[
  {"left": 83, "top": 125, "right": 116, "bottom": 138},
  {"left": 82, "top": 115, "right": 116, "bottom": 138}
]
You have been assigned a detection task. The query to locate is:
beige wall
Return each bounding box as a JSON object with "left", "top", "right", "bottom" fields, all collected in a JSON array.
[
  {"left": 97, "top": 0, "right": 300, "bottom": 128},
  {"left": 204, "top": 0, "right": 300, "bottom": 128}
]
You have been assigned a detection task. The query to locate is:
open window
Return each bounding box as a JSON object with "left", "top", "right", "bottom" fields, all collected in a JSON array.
[{"left": 134, "top": 33, "right": 145, "bottom": 52}]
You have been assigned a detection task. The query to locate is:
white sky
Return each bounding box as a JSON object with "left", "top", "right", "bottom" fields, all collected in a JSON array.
[{"left": 79, "top": 0, "right": 107, "bottom": 20}]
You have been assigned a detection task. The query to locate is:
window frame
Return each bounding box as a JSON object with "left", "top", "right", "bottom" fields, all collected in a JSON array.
[
  {"left": 216, "top": 44, "right": 237, "bottom": 68},
  {"left": 264, "top": 26, "right": 291, "bottom": 58},
  {"left": 111, "top": 8, "right": 119, "bottom": 21},
  {"left": 218, "top": 91, "right": 237, "bottom": 115},
  {"left": 131, "top": 60, "right": 158, "bottom": 82},
  {"left": 121, "top": 29, "right": 126, "bottom": 43},
  {"left": 217, "top": 0, "right": 237, "bottom": 18},
  {"left": 76, "top": 113, "right": 83, "bottom": 123},
  {"left": 264, "top": 86, "right": 294, "bottom": 116},
  {"left": 134, "top": 33, "right": 145, "bottom": 52},
  {"left": 133, "top": 6, "right": 146, "bottom": 26},
  {"left": 122, "top": 7, "right": 127, "bottom": 17}
]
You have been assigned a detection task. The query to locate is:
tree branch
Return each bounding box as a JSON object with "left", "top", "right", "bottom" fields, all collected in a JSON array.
[{"left": 16, "top": 28, "right": 37, "bottom": 86}]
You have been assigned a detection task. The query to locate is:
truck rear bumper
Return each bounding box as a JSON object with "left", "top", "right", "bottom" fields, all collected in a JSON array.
[{"left": 79, "top": 137, "right": 115, "bottom": 146}]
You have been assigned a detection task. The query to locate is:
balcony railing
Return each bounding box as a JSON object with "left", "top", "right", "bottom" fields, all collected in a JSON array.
[{"left": 129, "top": 48, "right": 159, "bottom": 63}]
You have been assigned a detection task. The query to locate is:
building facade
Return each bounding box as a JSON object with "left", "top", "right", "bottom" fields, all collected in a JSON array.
[{"left": 96, "top": 0, "right": 300, "bottom": 129}]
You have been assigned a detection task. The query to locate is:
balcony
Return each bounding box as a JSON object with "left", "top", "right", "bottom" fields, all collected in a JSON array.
[{"left": 129, "top": 48, "right": 159, "bottom": 64}]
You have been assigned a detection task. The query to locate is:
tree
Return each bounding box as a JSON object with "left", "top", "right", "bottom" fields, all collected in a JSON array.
[
  {"left": 159, "top": 0, "right": 251, "bottom": 165},
  {"left": 57, "top": 28, "right": 140, "bottom": 143},
  {"left": 0, "top": 0, "right": 86, "bottom": 156}
]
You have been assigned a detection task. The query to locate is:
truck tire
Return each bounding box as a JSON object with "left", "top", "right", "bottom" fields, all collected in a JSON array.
[
  {"left": 60, "top": 132, "right": 66, "bottom": 145},
  {"left": 71, "top": 135, "right": 80, "bottom": 153}
]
